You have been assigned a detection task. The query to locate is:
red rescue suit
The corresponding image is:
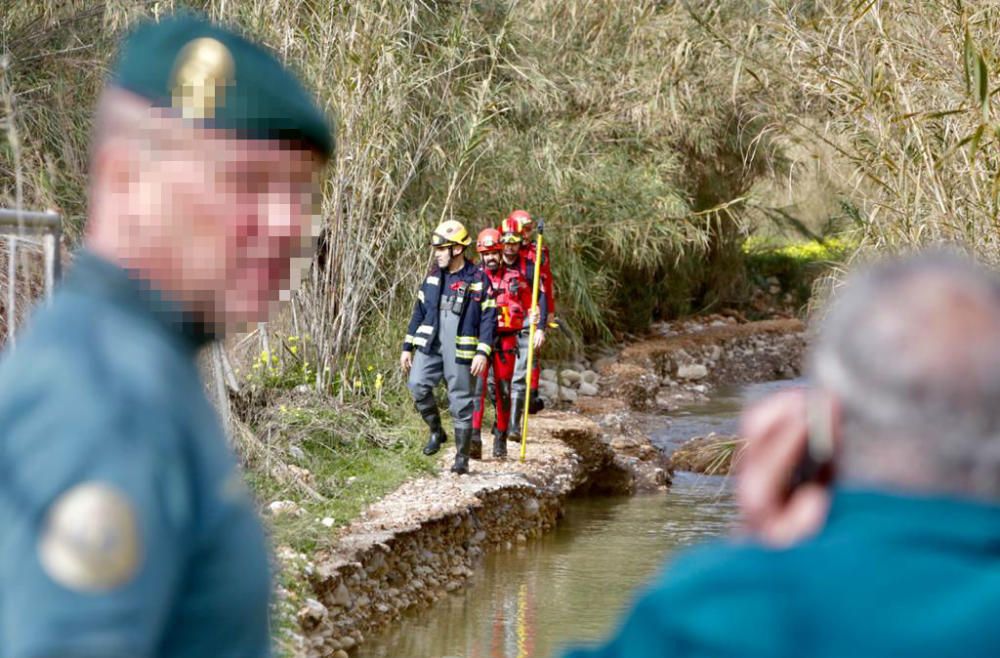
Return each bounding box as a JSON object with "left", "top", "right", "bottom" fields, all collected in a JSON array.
[
  {"left": 517, "top": 243, "right": 552, "bottom": 395},
  {"left": 473, "top": 263, "right": 532, "bottom": 435},
  {"left": 521, "top": 240, "right": 555, "bottom": 315}
]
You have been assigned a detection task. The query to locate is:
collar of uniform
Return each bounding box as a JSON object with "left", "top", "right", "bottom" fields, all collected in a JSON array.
[
  {"left": 825, "top": 486, "right": 1000, "bottom": 548},
  {"left": 441, "top": 259, "right": 475, "bottom": 279},
  {"left": 64, "top": 250, "right": 215, "bottom": 352}
]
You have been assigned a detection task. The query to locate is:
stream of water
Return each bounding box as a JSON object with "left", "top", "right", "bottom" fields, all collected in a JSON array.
[{"left": 358, "top": 380, "right": 797, "bottom": 658}]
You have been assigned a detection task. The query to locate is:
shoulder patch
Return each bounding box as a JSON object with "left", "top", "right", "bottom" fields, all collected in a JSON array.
[
  {"left": 38, "top": 482, "right": 142, "bottom": 593},
  {"left": 426, "top": 276, "right": 440, "bottom": 286}
]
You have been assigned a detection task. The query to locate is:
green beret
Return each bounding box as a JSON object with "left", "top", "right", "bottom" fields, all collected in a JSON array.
[{"left": 111, "top": 13, "right": 334, "bottom": 159}]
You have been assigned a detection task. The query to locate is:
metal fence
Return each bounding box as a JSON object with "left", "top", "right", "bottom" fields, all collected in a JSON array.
[{"left": 0, "top": 208, "right": 62, "bottom": 347}]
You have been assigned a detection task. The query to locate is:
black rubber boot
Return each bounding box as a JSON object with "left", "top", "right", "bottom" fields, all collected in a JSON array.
[
  {"left": 507, "top": 394, "right": 526, "bottom": 443},
  {"left": 491, "top": 424, "right": 508, "bottom": 459},
  {"left": 451, "top": 428, "right": 472, "bottom": 475},
  {"left": 470, "top": 427, "right": 483, "bottom": 460},
  {"left": 416, "top": 398, "right": 447, "bottom": 456},
  {"left": 529, "top": 390, "right": 545, "bottom": 415}
]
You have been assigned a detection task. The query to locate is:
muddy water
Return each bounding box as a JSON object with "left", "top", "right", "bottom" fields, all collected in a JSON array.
[{"left": 358, "top": 380, "right": 798, "bottom": 658}]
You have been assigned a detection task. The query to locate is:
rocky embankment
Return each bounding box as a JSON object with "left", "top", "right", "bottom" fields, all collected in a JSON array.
[
  {"left": 604, "top": 316, "right": 805, "bottom": 411},
  {"left": 276, "top": 315, "right": 806, "bottom": 657},
  {"left": 277, "top": 413, "right": 637, "bottom": 657}
]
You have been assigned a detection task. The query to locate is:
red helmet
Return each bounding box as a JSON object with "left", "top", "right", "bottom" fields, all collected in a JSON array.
[
  {"left": 499, "top": 217, "right": 523, "bottom": 243},
  {"left": 476, "top": 228, "right": 502, "bottom": 253},
  {"left": 506, "top": 209, "right": 533, "bottom": 233}
]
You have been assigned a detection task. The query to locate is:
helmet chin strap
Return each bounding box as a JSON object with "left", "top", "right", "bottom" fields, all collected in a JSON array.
[{"left": 448, "top": 249, "right": 466, "bottom": 272}]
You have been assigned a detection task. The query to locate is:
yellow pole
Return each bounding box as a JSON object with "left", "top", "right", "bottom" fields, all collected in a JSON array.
[
  {"left": 520, "top": 223, "right": 544, "bottom": 462},
  {"left": 516, "top": 583, "right": 528, "bottom": 658}
]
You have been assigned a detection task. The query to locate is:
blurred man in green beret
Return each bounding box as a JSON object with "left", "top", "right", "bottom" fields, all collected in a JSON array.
[{"left": 0, "top": 13, "right": 331, "bottom": 658}]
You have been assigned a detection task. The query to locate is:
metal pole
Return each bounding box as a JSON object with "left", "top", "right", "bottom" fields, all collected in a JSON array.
[
  {"left": 7, "top": 236, "right": 15, "bottom": 347},
  {"left": 51, "top": 222, "right": 61, "bottom": 282},
  {"left": 212, "top": 342, "right": 233, "bottom": 445},
  {"left": 42, "top": 232, "right": 55, "bottom": 302},
  {"left": 0, "top": 209, "right": 63, "bottom": 345},
  {"left": 0, "top": 209, "right": 61, "bottom": 230}
]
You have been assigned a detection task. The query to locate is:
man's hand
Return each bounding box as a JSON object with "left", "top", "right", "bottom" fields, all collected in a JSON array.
[
  {"left": 470, "top": 354, "right": 488, "bottom": 377},
  {"left": 737, "top": 388, "right": 832, "bottom": 547},
  {"left": 400, "top": 350, "right": 413, "bottom": 373},
  {"left": 532, "top": 329, "right": 546, "bottom": 350}
]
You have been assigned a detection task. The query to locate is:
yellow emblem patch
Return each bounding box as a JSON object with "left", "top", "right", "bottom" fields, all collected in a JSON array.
[
  {"left": 38, "top": 482, "right": 142, "bottom": 592},
  {"left": 170, "top": 37, "right": 235, "bottom": 120}
]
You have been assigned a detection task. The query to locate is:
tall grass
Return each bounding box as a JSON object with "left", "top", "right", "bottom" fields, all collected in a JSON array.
[
  {"left": 2, "top": 0, "right": 790, "bottom": 382},
  {"left": 740, "top": 1, "right": 1000, "bottom": 260}
]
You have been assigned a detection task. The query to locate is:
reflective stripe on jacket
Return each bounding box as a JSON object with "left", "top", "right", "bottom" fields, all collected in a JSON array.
[{"left": 403, "top": 260, "right": 497, "bottom": 364}]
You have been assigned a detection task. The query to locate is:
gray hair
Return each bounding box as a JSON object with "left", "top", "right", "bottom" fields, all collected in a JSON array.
[{"left": 811, "top": 251, "right": 1000, "bottom": 497}]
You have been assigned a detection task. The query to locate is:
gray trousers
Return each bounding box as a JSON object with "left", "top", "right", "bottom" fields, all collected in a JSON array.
[
  {"left": 408, "top": 309, "right": 477, "bottom": 429},
  {"left": 512, "top": 329, "right": 531, "bottom": 395}
]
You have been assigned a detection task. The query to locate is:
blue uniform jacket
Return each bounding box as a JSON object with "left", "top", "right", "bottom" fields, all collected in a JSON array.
[
  {"left": 562, "top": 488, "right": 1000, "bottom": 658},
  {"left": 403, "top": 259, "right": 497, "bottom": 363},
  {"left": 0, "top": 251, "right": 271, "bottom": 658}
]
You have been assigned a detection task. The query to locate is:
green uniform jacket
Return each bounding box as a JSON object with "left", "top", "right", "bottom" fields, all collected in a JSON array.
[
  {"left": 563, "top": 488, "right": 1000, "bottom": 658},
  {"left": 0, "top": 251, "right": 271, "bottom": 658}
]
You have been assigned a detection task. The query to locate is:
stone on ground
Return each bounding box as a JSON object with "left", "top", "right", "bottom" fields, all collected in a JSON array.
[
  {"left": 677, "top": 363, "right": 709, "bottom": 380},
  {"left": 560, "top": 369, "right": 582, "bottom": 385}
]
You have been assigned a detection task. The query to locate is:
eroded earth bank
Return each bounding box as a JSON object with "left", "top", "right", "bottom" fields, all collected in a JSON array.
[{"left": 276, "top": 315, "right": 806, "bottom": 657}]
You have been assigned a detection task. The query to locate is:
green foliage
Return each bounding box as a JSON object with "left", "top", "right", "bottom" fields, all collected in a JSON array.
[
  {"left": 244, "top": 335, "right": 316, "bottom": 391},
  {"left": 745, "top": 237, "right": 853, "bottom": 307},
  {"left": 743, "top": 236, "right": 854, "bottom": 263},
  {"left": 242, "top": 333, "right": 390, "bottom": 403},
  {"left": 752, "top": 1, "right": 1000, "bottom": 261},
  {"left": 245, "top": 393, "right": 436, "bottom": 553}
]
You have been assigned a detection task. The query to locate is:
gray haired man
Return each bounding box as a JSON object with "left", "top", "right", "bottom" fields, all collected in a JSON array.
[{"left": 564, "top": 252, "right": 1000, "bottom": 658}]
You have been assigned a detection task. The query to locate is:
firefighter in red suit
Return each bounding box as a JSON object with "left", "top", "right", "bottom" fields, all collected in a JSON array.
[
  {"left": 506, "top": 210, "right": 554, "bottom": 413},
  {"left": 472, "top": 228, "right": 536, "bottom": 459},
  {"left": 497, "top": 218, "right": 548, "bottom": 446}
]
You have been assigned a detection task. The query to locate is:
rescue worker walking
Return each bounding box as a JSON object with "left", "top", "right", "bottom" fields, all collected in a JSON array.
[
  {"left": 472, "top": 228, "right": 534, "bottom": 459},
  {"left": 499, "top": 217, "right": 547, "bottom": 447},
  {"left": 507, "top": 210, "right": 555, "bottom": 317},
  {"left": 401, "top": 220, "right": 496, "bottom": 475},
  {"left": 506, "top": 210, "right": 554, "bottom": 413}
]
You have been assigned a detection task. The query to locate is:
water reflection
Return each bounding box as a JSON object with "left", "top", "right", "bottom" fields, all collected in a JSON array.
[{"left": 358, "top": 481, "right": 736, "bottom": 658}]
